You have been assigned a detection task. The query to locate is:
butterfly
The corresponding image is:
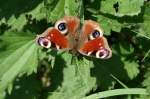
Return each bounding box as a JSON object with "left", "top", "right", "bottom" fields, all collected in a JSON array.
[{"left": 36, "top": 16, "right": 112, "bottom": 59}]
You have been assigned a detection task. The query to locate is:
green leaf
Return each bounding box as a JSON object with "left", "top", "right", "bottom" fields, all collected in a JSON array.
[
  {"left": 0, "top": 32, "right": 35, "bottom": 63},
  {"left": 119, "top": 42, "right": 134, "bottom": 55},
  {"left": 114, "top": 54, "right": 139, "bottom": 80},
  {"left": 48, "top": 52, "right": 133, "bottom": 99},
  {"left": 87, "top": 7, "right": 143, "bottom": 35},
  {"left": 82, "top": 88, "right": 148, "bottom": 99},
  {"left": 112, "top": 37, "right": 140, "bottom": 80},
  {"left": 64, "top": 0, "right": 83, "bottom": 17},
  {"left": 143, "top": 65, "right": 150, "bottom": 94},
  {"left": 47, "top": 53, "right": 96, "bottom": 99},
  {"left": 139, "top": 2, "right": 150, "bottom": 38},
  {"left": 6, "top": 74, "right": 41, "bottom": 99},
  {"left": 0, "top": 0, "right": 45, "bottom": 31},
  {"left": 0, "top": 40, "right": 38, "bottom": 93},
  {"left": 91, "top": 55, "right": 130, "bottom": 89},
  {"left": 0, "top": 0, "right": 44, "bottom": 19},
  {"left": 47, "top": 0, "right": 65, "bottom": 22},
  {"left": 96, "top": 14, "right": 122, "bottom": 35},
  {"left": 122, "top": 58, "right": 139, "bottom": 80},
  {"left": 46, "top": 0, "right": 80, "bottom": 22},
  {"left": 100, "top": 0, "right": 144, "bottom": 16}
]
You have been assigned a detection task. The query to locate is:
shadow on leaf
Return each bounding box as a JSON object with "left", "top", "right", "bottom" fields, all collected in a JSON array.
[
  {"left": 91, "top": 53, "right": 129, "bottom": 90},
  {"left": 0, "top": 0, "right": 43, "bottom": 20},
  {"left": 5, "top": 74, "right": 41, "bottom": 99},
  {"left": 23, "top": 17, "right": 51, "bottom": 34}
]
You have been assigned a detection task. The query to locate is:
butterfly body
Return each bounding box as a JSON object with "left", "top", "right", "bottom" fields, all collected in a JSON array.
[{"left": 36, "top": 16, "right": 112, "bottom": 59}]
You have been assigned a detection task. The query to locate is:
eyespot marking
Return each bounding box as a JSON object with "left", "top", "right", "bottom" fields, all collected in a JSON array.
[
  {"left": 96, "top": 48, "right": 110, "bottom": 59},
  {"left": 89, "top": 29, "right": 103, "bottom": 40},
  {"left": 55, "top": 20, "right": 68, "bottom": 35},
  {"left": 37, "top": 37, "right": 51, "bottom": 48}
]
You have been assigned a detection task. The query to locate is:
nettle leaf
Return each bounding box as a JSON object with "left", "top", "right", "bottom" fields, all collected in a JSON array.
[
  {"left": 47, "top": 0, "right": 65, "bottom": 22},
  {"left": 47, "top": 52, "right": 134, "bottom": 99},
  {"left": 143, "top": 64, "right": 150, "bottom": 94},
  {"left": 121, "top": 58, "right": 139, "bottom": 80},
  {"left": 96, "top": 15, "right": 122, "bottom": 35},
  {"left": 64, "top": 0, "right": 79, "bottom": 16},
  {"left": 47, "top": 53, "right": 96, "bottom": 99},
  {"left": 0, "top": 0, "right": 45, "bottom": 31},
  {"left": 84, "top": 1, "right": 144, "bottom": 36},
  {"left": 0, "top": 40, "right": 38, "bottom": 93},
  {"left": 139, "top": 2, "right": 150, "bottom": 38},
  {"left": 46, "top": 0, "right": 79, "bottom": 22},
  {"left": 100, "top": 0, "right": 144, "bottom": 16},
  {"left": 0, "top": 32, "right": 35, "bottom": 63},
  {"left": 112, "top": 40, "right": 140, "bottom": 80},
  {"left": 112, "top": 38, "right": 135, "bottom": 56},
  {"left": 86, "top": 7, "right": 144, "bottom": 36},
  {"left": 118, "top": 42, "right": 134, "bottom": 55},
  {"left": 0, "top": 0, "right": 44, "bottom": 19},
  {"left": 6, "top": 74, "right": 41, "bottom": 99},
  {"left": 91, "top": 55, "right": 129, "bottom": 89}
]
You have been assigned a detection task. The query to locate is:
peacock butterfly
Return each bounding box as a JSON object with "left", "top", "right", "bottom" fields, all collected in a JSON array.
[{"left": 36, "top": 16, "right": 112, "bottom": 59}]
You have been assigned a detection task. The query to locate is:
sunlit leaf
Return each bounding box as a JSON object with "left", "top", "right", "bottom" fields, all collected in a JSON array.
[
  {"left": 82, "top": 88, "right": 148, "bottom": 99},
  {"left": 46, "top": 0, "right": 79, "bottom": 22},
  {"left": 47, "top": 53, "right": 96, "bottom": 99},
  {"left": 0, "top": 40, "right": 38, "bottom": 94},
  {"left": 0, "top": 32, "right": 35, "bottom": 63},
  {"left": 143, "top": 63, "right": 150, "bottom": 95},
  {"left": 0, "top": 0, "right": 45, "bottom": 31},
  {"left": 122, "top": 58, "right": 139, "bottom": 80},
  {"left": 96, "top": 15, "right": 122, "bottom": 35},
  {"left": 100, "top": 0, "right": 144, "bottom": 16},
  {"left": 139, "top": 2, "right": 150, "bottom": 38}
]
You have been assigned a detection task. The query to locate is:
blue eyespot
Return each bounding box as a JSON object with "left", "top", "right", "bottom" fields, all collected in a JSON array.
[
  {"left": 89, "top": 29, "right": 103, "bottom": 40},
  {"left": 58, "top": 23, "right": 66, "bottom": 31},
  {"left": 92, "top": 30, "right": 100, "bottom": 38}
]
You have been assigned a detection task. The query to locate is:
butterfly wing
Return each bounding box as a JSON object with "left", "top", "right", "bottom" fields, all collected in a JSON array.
[
  {"left": 36, "top": 16, "right": 80, "bottom": 50},
  {"left": 78, "top": 20, "right": 112, "bottom": 59}
]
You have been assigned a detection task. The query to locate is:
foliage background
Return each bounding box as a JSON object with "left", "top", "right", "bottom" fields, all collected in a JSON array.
[{"left": 0, "top": 0, "right": 150, "bottom": 99}]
